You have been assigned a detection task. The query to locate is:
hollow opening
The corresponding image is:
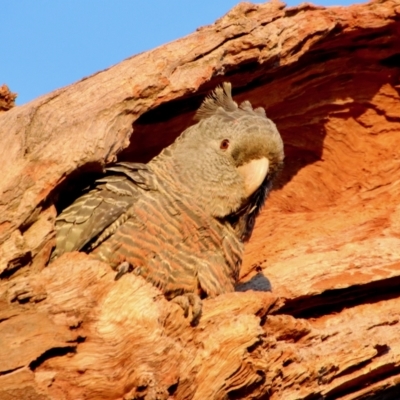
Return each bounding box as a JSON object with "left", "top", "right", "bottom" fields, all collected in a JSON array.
[{"left": 49, "top": 20, "right": 400, "bottom": 311}]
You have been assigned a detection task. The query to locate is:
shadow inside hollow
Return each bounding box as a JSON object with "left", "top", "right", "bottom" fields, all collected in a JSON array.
[{"left": 117, "top": 20, "right": 400, "bottom": 194}]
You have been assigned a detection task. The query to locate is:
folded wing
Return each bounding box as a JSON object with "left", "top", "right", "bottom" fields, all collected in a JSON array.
[{"left": 51, "top": 162, "right": 157, "bottom": 259}]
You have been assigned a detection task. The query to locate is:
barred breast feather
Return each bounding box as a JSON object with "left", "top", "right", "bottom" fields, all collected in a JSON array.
[{"left": 53, "top": 161, "right": 243, "bottom": 299}]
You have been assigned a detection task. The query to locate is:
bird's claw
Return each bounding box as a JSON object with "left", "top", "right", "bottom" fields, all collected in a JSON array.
[
  {"left": 171, "top": 293, "right": 202, "bottom": 326},
  {"left": 114, "top": 261, "right": 133, "bottom": 281}
]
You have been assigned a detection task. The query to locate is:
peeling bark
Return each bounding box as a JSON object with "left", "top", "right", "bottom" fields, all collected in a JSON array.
[{"left": 0, "top": 84, "right": 17, "bottom": 112}]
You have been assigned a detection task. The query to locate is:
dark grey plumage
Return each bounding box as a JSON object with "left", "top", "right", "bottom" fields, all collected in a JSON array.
[{"left": 51, "top": 83, "right": 284, "bottom": 324}]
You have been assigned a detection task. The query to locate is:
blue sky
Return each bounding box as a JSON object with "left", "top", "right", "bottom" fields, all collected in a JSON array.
[{"left": 2, "top": 0, "right": 362, "bottom": 105}]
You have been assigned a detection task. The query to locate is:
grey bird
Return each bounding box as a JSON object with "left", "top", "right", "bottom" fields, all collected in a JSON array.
[{"left": 51, "top": 83, "right": 284, "bottom": 324}]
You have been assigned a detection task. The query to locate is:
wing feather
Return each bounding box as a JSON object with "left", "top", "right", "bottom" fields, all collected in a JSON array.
[{"left": 51, "top": 162, "right": 157, "bottom": 259}]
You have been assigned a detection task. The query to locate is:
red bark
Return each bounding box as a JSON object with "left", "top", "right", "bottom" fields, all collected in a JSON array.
[{"left": 1, "top": 1, "right": 400, "bottom": 398}]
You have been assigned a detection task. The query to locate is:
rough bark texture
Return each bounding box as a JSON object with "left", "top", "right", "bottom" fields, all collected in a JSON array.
[
  {"left": 1, "top": 0, "right": 400, "bottom": 399},
  {"left": 0, "top": 84, "right": 17, "bottom": 112}
]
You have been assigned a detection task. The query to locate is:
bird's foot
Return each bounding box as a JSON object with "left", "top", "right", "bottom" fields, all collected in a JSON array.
[
  {"left": 171, "top": 293, "right": 202, "bottom": 326},
  {"left": 114, "top": 261, "right": 133, "bottom": 281}
]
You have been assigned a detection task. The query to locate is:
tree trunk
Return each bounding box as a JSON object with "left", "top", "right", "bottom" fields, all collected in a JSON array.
[{"left": 1, "top": 1, "right": 400, "bottom": 398}]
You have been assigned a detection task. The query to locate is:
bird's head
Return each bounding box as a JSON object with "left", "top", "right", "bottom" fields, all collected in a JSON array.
[{"left": 152, "top": 82, "right": 284, "bottom": 241}]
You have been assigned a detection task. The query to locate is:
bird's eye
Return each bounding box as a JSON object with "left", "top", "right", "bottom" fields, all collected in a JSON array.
[{"left": 220, "top": 139, "right": 230, "bottom": 150}]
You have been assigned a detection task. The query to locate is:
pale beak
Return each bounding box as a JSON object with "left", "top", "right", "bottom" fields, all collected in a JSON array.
[{"left": 237, "top": 157, "right": 269, "bottom": 197}]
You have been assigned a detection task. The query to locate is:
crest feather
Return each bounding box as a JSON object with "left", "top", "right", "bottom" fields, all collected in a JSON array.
[
  {"left": 194, "top": 82, "right": 267, "bottom": 121},
  {"left": 194, "top": 82, "right": 238, "bottom": 121}
]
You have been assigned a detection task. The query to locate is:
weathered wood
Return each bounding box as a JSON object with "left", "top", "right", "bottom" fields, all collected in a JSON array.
[
  {"left": 0, "top": 84, "right": 16, "bottom": 112},
  {"left": 1, "top": 0, "right": 400, "bottom": 398}
]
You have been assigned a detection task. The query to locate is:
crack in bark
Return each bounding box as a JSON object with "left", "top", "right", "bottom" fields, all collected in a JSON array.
[
  {"left": 274, "top": 275, "right": 400, "bottom": 319},
  {"left": 29, "top": 346, "right": 77, "bottom": 371},
  {"left": 324, "top": 363, "right": 400, "bottom": 400},
  {"left": 0, "top": 366, "right": 24, "bottom": 376}
]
